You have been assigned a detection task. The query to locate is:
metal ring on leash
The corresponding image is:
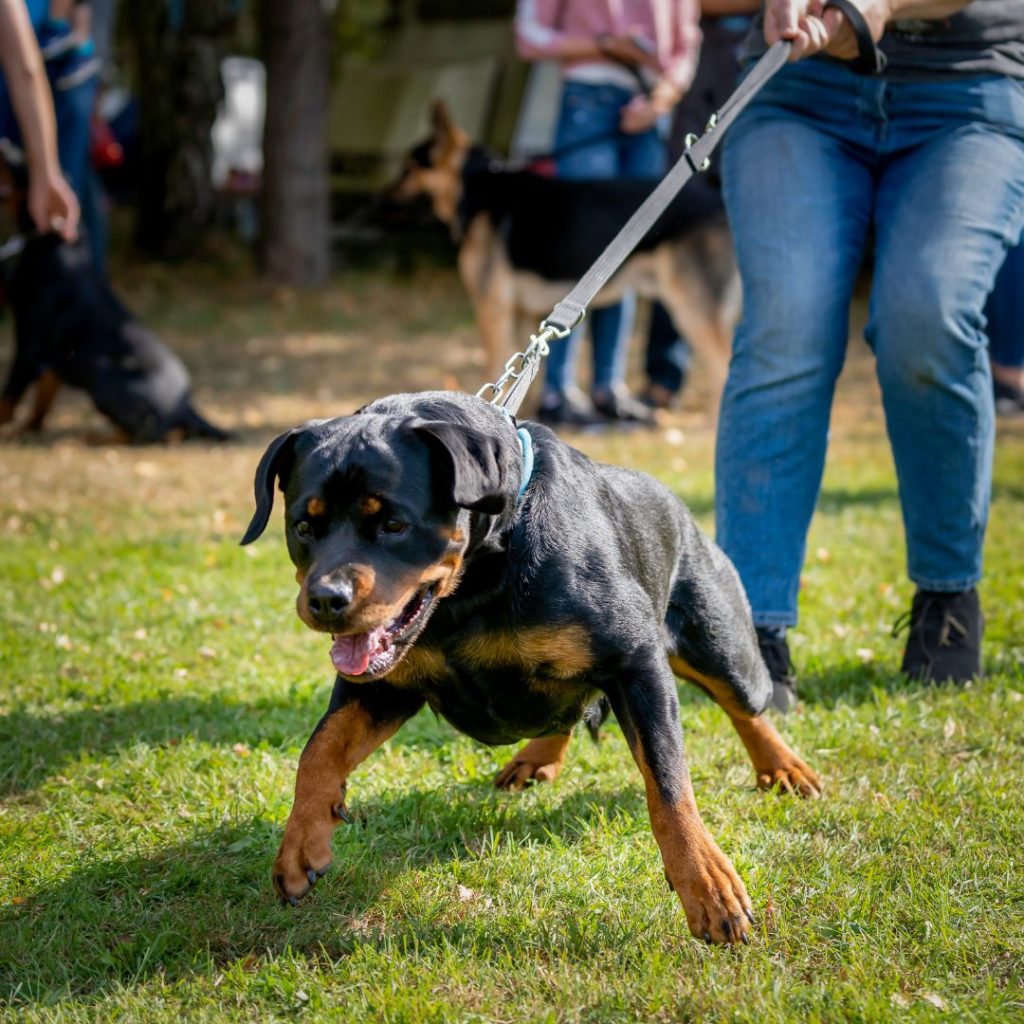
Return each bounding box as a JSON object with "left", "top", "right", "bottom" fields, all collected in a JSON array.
[{"left": 476, "top": 321, "right": 570, "bottom": 408}]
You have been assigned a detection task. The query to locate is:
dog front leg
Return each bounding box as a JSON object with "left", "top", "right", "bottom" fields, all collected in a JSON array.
[
  {"left": 0, "top": 328, "right": 43, "bottom": 426},
  {"left": 606, "top": 659, "right": 754, "bottom": 945},
  {"left": 273, "top": 677, "right": 423, "bottom": 904},
  {"left": 24, "top": 370, "right": 62, "bottom": 431}
]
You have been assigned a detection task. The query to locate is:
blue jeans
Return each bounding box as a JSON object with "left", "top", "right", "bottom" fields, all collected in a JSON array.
[
  {"left": 545, "top": 81, "right": 667, "bottom": 395},
  {"left": 986, "top": 241, "right": 1024, "bottom": 369},
  {"left": 717, "top": 59, "right": 1024, "bottom": 626},
  {"left": 646, "top": 301, "right": 691, "bottom": 392}
]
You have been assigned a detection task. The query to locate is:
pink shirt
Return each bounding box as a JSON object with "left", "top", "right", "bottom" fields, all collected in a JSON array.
[{"left": 515, "top": 0, "right": 701, "bottom": 92}]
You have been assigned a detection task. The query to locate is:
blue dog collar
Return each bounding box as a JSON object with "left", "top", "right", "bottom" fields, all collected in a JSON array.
[{"left": 515, "top": 427, "right": 534, "bottom": 505}]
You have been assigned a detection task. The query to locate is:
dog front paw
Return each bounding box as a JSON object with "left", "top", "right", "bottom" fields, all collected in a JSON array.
[
  {"left": 756, "top": 754, "right": 822, "bottom": 798},
  {"left": 669, "top": 837, "right": 754, "bottom": 946},
  {"left": 273, "top": 815, "right": 336, "bottom": 905}
]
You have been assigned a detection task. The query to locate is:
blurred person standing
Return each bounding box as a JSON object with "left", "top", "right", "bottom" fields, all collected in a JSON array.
[
  {"left": 0, "top": 1, "right": 102, "bottom": 264},
  {"left": 515, "top": 0, "right": 701, "bottom": 427},
  {"left": 39, "top": 0, "right": 103, "bottom": 268},
  {"left": 0, "top": 0, "right": 77, "bottom": 239}
]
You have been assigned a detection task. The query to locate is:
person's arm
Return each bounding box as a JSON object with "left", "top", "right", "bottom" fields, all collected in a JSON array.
[
  {"left": 701, "top": 0, "right": 760, "bottom": 14},
  {"left": 765, "top": 0, "right": 973, "bottom": 63},
  {"left": 0, "top": 0, "right": 78, "bottom": 239},
  {"left": 621, "top": 0, "right": 702, "bottom": 134},
  {"left": 514, "top": 0, "right": 603, "bottom": 62}
]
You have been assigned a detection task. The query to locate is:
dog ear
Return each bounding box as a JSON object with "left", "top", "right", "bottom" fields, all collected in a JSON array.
[
  {"left": 412, "top": 420, "right": 507, "bottom": 516},
  {"left": 241, "top": 426, "right": 308, "bottom": 545},
  {"left": 430, "top": 98, "right": 456, "bottom": 140}
]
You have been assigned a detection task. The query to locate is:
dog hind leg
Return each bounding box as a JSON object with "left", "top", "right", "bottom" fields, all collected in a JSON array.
[
  {"left": 23, "top": 370, "right": 62, "bottom": 432},
  {"left": 665, "top": 539, "right": 821, "bottom": 798},
  {"left": 494, "top": 734, "right": 572, "bottom": 791}
]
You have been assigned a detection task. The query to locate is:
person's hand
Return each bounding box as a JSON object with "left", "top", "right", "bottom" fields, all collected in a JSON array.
[
  {"left": 620, "top": 78, "right": 681, "bottom": 133},
  {"left": 27, "top": 168, "right": 79, "bottom": 242},
  {"left": 764, "top": 0, "right": 892, "bottom": 62},
  {"left": 597, "top": 33, "right": 662, "bottom": 70},
  {"left": 620, "top": 95, "right": 659, "bottom": 133}
]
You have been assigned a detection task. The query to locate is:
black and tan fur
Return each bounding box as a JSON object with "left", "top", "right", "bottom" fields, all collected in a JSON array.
[{"left": 243, "top": 390, "right": 821, "bottom": 946}]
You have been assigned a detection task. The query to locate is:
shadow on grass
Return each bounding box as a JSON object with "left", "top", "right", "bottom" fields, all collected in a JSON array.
[
  {"left": 0, "top": 782, "right": 648, "bottom": 1004},
  {"left": 1, "top": 655, "right": 982, "bottom": 800},
  {"left": 0, "top": 693, "right": 323, "bottom": 797}
]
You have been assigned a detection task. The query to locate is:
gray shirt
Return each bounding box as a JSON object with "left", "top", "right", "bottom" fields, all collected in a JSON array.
[{"left": 743, "top": 0, "right": 1024, "bottom": 78}]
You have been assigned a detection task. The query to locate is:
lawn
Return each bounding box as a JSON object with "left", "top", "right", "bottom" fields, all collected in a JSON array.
[{"left": 1, "top": 266, "right": 1022, "bottom": 1023}]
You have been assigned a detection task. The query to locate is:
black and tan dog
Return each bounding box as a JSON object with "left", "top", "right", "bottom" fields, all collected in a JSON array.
[
  {"left": 242, "top": 390, "right": 820, "bottom": 946},
  {"left": 390, "top": 101, "right": 739, "bottom": 412},
  {"left": 0, "top": 232, "right": 227, "bottom": 443}
]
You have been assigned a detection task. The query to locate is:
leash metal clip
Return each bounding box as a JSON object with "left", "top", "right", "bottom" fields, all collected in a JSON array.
[{"left": 476, "top": 320, "right": 571, "bottom": 406}]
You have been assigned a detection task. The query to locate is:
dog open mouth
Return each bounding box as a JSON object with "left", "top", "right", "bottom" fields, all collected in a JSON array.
[{"left": 329, "top": 586, "right": 435, "bottom": 678}]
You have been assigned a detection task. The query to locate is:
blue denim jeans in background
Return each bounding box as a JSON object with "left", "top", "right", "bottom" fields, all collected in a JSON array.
[
  {"left": 717, "top": 58, "right": 1024, "bottom": 626},
  {"left": 986, "top": 240, "right": 1024, "bottom": 369},
  {"left": 545, "top": 81, "right": 667, "bottom": 395},
  {"left": 646, "top": 301, "right": 691, "bottom": 392}
]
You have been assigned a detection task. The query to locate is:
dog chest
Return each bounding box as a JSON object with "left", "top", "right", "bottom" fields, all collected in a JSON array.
[{"left": 388, "top": 624, "right": 598, "bottom": 745}]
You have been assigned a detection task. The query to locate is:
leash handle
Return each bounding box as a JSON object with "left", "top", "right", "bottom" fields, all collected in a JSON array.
[{"left": 823, "top": 0, "right": 888, "bottom": 74}]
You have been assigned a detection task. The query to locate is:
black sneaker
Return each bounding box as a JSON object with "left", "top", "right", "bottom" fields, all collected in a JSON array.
[
  {"left": 893, "top": 587, "right": 983, "bottom": 683},
  {"left": 756, "top": 628, "right": 798, "bottom": 713},
  {"left": 536, "top": 387, "right": 605, "bottom": 429},
  {"left": 592, "top": 384, "right": 657, "bottom": 426}
]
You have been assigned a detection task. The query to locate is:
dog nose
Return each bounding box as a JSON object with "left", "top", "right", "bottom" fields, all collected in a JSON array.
[{"left": 307, "top": 576, "right": 354, "bottom": 623}]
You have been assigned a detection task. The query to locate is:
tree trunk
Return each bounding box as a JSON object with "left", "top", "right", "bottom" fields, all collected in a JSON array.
[
  {"left": 123, "top": 2, "right": 232, "bottom": 260},
  {"left": 261, "top": 0, "right": 332, "bottom": 287}
]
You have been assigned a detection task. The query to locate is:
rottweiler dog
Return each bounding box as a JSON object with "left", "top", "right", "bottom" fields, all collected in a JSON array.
[
  {"left": 242, "top": 390, "right": 820, "bottom": 945},
  {"left": 0, "top": 231, "right": 227, "bottom": 443}
]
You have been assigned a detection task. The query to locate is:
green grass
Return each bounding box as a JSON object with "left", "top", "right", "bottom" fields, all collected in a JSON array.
[{"left": 1, "top": 270, "right": 1023, "bottom": 1022}]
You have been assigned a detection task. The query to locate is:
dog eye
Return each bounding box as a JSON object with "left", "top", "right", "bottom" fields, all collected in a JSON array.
[
  {"left": 381, "top": 519, "right": 408, "bottom": 536},
  {"left": 294, "top": 520, "right": 312, "bottom": 538}
]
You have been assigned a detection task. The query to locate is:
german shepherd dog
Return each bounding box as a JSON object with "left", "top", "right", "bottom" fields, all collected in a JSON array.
[{"left": 389, "top": 100, "right": 739, "bottom": 415}]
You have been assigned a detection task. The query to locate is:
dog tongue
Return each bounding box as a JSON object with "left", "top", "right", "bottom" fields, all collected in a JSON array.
[{"left": 330, "top": 627, "right": 387, "bottom": 676}]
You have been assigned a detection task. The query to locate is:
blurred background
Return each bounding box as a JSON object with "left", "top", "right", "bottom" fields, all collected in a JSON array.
[{"left": 20, "top": 0, "right": 549, "bottom": 283}]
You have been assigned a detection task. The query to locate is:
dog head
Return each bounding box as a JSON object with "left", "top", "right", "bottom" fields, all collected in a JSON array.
[
  {"left": 242, "top": 392, "right": 522, "bottom": 681},
  {"left": 388, "top": 99, "right": 472, "bottom": 228}
]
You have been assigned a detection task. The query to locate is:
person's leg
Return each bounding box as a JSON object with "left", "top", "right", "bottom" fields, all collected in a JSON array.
[
  {"left": 985, "top": 240, "right": 1024, "bottom": 413},
  {"left": 868, "top": 76, "right": 1024, "bottom": 679},
  {"left": 52, "top": 74, "right": 96, "bottom": 201},
  {"left": 589, "top": 126, "right": 669, "bottom": 421},
  {"left": 717, "top": 62, "right": 874, "bottom": 632},
  {"left": 541, "top": 82, "right": 623, "bottom": 422},
  {"left": 644, "top": 301, "right": 691, "bottom": 405}
]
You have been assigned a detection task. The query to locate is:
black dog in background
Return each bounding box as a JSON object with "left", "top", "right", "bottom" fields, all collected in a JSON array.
[{"left": 0, "top": 229, "right": 227, "bottom": 443}]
